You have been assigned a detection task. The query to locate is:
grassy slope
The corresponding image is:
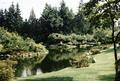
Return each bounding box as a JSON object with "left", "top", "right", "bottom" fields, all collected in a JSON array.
[{"left": 18, "top": 47, "right": 116, "bottom": 81}]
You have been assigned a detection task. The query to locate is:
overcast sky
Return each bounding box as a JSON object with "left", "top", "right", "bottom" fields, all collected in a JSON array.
[{"left": 0, "top": 0, "right": 89, "bottom": 19}]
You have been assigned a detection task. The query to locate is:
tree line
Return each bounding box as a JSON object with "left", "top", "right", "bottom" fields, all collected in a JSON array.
[{"left": 0, "top": 1, "right": 90, "bottom": 43}]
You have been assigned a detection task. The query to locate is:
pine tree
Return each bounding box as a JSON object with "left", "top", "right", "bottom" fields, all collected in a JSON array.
[
  {"left": 0, "top": 9, "right": 5, "bottom": 27},
  {"left": 3, "top": 3, "right": 23, "bottom": 32},
  {"left": 27, "top": 8, "right": 39, "bottom": 40},
  {"left": 40, "top": 4, "right": 63, "bottom": 37},
  {"left": 4, "top": 3, "right": 15, "bottom": 31},
  {"left": 15, "top": 3, "right": 23, "bottom": 32},
  {"left": 59, "top": 0, "right": 74, "bottom": 34},
  {"left": 2, "top": 3, "right": 23, "bottom": 32},
  {"left": 28, "top": 8, "right": 36, "bottom": 23},
  {"left": 72, "top": 3, "right": 89, "bottom": 34}
]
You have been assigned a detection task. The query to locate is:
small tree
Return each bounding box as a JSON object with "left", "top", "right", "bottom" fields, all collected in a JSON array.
[{"left": 84, "top": 0, "right": 120, "bottom": 80}]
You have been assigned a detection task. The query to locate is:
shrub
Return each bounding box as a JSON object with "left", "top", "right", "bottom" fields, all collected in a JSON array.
[
  {"left": 48, "top": 33, "right": 94, "bottom": 45},
  {"left": 0, "top": 60, "right": 16, "bottom": 81},
  {"left": 11, "top": 44, "right": 48, "bottom": 77},
  {"left": 90, "top": 48, "right": 101, "bottom": 55},
  {"left": 99, "top": 45, "right": 110, "bottom": 50},
  {"left": 0, "top": 27, "right": 48, "bottom": 77},
  {"left": 69, "top": 55, "right": 89, "bottom": 68},
  {"left": 0, "top": 44, "right": 3, "bottom": 52},
  {"left": 93, "top": 28, "right": 112, "bottom": 44}
]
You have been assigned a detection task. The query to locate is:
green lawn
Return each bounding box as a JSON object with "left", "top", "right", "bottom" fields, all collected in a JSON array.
[{"left": 18, "top": 47, "right": 116, "bottom": 81}]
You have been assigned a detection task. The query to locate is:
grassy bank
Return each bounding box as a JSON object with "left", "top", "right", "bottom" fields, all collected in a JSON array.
[{"left": 18, "top": 47, "right": 115, "bottom": 81}]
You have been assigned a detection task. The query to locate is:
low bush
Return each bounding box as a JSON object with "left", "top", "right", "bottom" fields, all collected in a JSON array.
[
  {"left": 48, "top": 33, "right": 94, "bottom": 45},
  {"left": 0, "top": 27, "right": 48, "bottom": 77},
  {"left": 99, "top": 45, "right": 110, "bottom": 50},
  {"left": 69, "top": 55, "right": 89, "bottom": 68},
  {"left": 90, "top": 48, "right": 101, "bottom": 55},
  {"left": 93, "top": 28, "right": 112, "bottom": 44},
  {"left": 0, "top": 60, "right": 16, "bottom": 81}
]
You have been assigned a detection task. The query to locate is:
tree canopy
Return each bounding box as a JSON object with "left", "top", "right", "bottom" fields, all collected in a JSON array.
[{"left": 84, "top": 0, "right": 120, "bottom": 80}]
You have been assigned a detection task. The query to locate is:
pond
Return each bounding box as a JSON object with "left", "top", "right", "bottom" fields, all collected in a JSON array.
[
  {"left": 40, "top": 44, "right": 93, "bottom": 72},
  {"left": 19, "top": 44, "right": 94, "bottom": 77}
]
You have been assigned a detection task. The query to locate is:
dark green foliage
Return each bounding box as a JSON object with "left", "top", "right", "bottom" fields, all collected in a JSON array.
[
  {"left": 41, "top": 4, "right": 63, "bottom": 33},
  {"left": 0, "top": 9, "right": 5, "bottom": 27},
  {"left": 4, "top": 3, "right": 16, "bottom": 30},
  {"left": 72, "top": 13, "right": 89, "bottom": 34},
  {"left": 71, "top": 3, "right": 90, "bottom": 34},
  {"left": 40, "top": 58, "right": 70, "bottom": 72},
  {"left": 59, "top": 0, "right": 74, "bottom": 33},
  {"left": 26, "top": 9, "right": 41, "bottom": 41},
  {"left": 0, "top": 1, "right": 90, "bottom": 43},
  {"left": 0, "top": 3, "right": 23, "bottom": 33},
  {"left": 39, "top": 4, "right": 63, "bottom": 41},
  {"left": 15, "top": 3, "right": 23, "bottom": 32},
  {"left": 3, "top": 3, "right": 23, "bottom": 32},
  {"left": 20, "top": 19, "right": 30, "bottom": 36}
]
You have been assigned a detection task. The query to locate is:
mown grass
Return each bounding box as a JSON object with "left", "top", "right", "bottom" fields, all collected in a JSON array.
[{"left": 18, "top": 47, "right": 115, "bottom": 81}]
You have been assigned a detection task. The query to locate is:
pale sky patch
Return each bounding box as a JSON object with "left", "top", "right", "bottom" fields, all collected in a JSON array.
[{"left": 0, "top": 0, "right": 89, "bottom": 19}]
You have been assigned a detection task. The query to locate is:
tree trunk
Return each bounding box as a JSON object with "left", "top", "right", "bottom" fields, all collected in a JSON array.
[{"left": 111, "top": 17, "right": 118, "bottom": 81}]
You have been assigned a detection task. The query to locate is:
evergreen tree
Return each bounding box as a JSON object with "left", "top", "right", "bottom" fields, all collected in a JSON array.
[
  {"left": 40, "top": 4, "right": 63, "bottom": 40},
  {"left": 0, "top": 9, "right": 5, "bottom": 27},
  {"left": 21, "top": 9, "right": 42, "bottom": 42},
  {"left": 21, "top": 19, "right": 30, "bottom": 36},
  {"left": 5, "top": 2, "right": 16, "bottom": 31},
  {"left": 59, "top": 0, "right": 74, "bottom": 34},
  {"left": 3, "top": 9, "right": 8, "bottom": 29},
  {"left": 28, "top": 8, "right": 36, "bottom": 23},
  {"left": 3, "top": 3, "right": 23, "bottom": 32},
  {"left": 72, "top": 3, "right": 90, "bottom": 34},
  {"left": 28, "top": 8, "right": 37, "bottom": 37},
  {"left": 15, "top": 3, "right": 23, "bottom": 32}
]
